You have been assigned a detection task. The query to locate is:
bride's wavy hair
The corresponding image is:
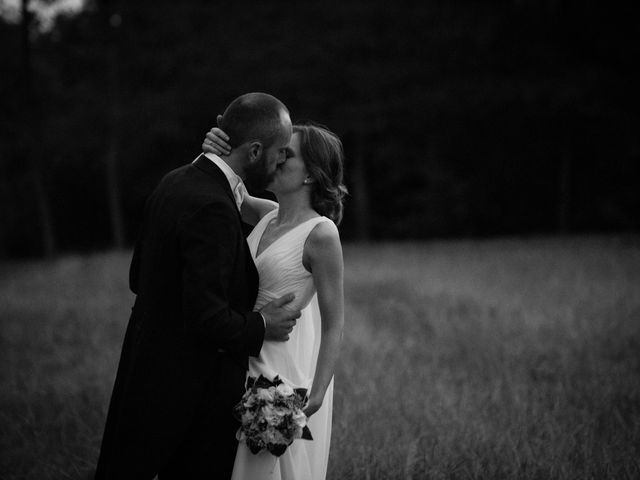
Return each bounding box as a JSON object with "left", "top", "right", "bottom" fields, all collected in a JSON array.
[{"left": 294, "top": 123, "right": 348, "bottom": 225}]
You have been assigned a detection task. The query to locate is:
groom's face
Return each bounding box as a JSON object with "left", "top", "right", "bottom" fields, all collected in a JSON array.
[{"left": 245, "top": 113, "right": 292, "bottom": 191}]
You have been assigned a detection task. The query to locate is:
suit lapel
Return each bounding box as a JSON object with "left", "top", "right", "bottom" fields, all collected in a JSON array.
[
  {"left": 192, "top": 155, "right": 259, "bottom": 305},
  {"left": 192, "top": 154, "right": 242, "bottom": 222}
]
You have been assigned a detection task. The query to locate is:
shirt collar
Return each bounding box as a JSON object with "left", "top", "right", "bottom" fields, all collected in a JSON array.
[{"left": 201, "top": 152, "right": 242, "bottom": 192}]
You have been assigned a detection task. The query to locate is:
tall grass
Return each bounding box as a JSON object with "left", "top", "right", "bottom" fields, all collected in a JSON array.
[{"left": 1, "top": 237, "right": 639, "bottom": 479}]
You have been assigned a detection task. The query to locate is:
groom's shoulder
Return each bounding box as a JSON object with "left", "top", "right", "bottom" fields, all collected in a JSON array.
[
  {"left": 157, "top": 161, "right": 219, "bottom": 194},
  {"left": 161, "top": 161, "right": 196, "bottom": 183},
  {"left": 152, "top": 161, "right": 225, "bottom": 212}
]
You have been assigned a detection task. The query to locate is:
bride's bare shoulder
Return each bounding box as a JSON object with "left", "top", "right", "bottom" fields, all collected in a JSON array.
[
  {"left": 303, "top": 220, "right": 342, "bottom": 266},
  {"left": 309, "top": 220, "right": 340, "bottom": 242}
]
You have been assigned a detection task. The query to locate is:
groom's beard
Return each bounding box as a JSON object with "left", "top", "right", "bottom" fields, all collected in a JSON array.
[{"left": 244, "top": 154, "right": 275, "bottom": 192}]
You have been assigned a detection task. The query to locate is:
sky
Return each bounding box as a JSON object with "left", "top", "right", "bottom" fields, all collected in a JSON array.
[{"left": 0, "top": 0, "right": 86, "bottom": 32}]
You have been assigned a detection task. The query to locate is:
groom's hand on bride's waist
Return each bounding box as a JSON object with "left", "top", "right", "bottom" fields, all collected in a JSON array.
[{"left": 259, "top": 293, "right": 300, "bottom": 342}]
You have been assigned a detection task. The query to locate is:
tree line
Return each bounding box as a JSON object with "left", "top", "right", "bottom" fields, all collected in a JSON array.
[{"left": 1, "top": 0, "right": 638, "bottom": 257}]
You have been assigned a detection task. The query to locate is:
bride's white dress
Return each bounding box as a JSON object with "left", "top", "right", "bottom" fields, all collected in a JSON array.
[{"left": 231, "top": 209, "right": 335, "bottom": 480}]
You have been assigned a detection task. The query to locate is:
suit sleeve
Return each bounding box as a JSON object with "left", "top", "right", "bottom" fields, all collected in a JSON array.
[
  {"left": 129, "top": 192, "right": 153, "bottom": 295},
  {"left": 178, "top": 201, "right": 264, "bottom": 357}
]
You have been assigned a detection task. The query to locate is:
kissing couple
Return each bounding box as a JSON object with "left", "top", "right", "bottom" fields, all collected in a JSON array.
[{"left": 95, "top": 92, "right": 346, "bottom": 480}]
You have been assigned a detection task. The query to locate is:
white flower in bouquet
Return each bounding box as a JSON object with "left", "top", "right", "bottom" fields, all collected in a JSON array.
[
  {"left": 256, "top": 387, "right": 275, "bottom": 402},
  {"left": 276, "top": 383, "right": 294, "bottom": 396},
  {"left": 292, "top": 409, "right": 307, "bottom": 429}
]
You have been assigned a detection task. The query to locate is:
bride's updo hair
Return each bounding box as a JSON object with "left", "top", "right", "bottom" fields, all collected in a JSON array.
[{"left": 294, "top": 123, "right": 348, "bottom": 225}]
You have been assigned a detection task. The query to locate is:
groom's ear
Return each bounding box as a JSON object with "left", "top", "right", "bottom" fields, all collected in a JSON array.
[{"left": 247, "top": 141, "right": 263, "bottom": 162}]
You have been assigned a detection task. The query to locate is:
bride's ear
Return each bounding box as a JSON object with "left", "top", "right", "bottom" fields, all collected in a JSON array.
[{"left": 303, "top": 176, "right": 314, "bottom": 185}]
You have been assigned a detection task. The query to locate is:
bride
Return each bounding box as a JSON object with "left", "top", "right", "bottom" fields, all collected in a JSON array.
[{"left": 203, "top": 122, "right": 346, "bottom": 480}]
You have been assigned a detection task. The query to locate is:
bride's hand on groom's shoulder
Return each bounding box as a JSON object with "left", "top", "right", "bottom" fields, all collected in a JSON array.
[{"left": 202, "top": 121, "right": 232, "bottom": 156}]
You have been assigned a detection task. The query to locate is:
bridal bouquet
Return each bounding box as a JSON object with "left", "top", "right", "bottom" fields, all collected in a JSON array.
[{"left": 233, "top": 375, "right": 313, "bottom": 457}]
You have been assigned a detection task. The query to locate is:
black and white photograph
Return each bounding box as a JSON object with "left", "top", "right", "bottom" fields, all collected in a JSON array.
[{"left": 1, "top": 1, "right": 639, "bottom": 479}]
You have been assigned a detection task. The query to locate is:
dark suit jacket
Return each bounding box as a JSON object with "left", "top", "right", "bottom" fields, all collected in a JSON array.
[{"left": 95, "top": 155, "right": 264, "bottom": 479}]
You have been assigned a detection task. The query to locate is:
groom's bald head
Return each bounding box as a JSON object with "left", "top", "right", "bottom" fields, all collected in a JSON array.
[{"left": 219, "top": 93, "right": 291, "bottom": 149}]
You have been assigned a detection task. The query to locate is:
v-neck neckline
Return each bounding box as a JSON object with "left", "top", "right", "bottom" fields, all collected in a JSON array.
[{"left": 254, "top": 210, "right": 320, "bottom": 260}]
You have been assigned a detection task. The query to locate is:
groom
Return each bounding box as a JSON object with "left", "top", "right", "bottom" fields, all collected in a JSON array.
[{"left": 95, "top": 93, "right": 300, "bottom": 479}]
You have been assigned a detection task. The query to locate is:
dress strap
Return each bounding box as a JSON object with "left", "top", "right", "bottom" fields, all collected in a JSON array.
[{"left": 294, "top": 216, "right": 335, "bottom": 244}]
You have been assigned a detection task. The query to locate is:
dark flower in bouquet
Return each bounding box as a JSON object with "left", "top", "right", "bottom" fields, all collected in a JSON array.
[{"left": 233, "top": 375, "right": 313, "bottom": 457}]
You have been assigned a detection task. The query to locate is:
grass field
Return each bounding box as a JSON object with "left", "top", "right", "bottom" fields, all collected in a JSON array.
[{"left": 1, "top": 236, "right": 639, "bottom": 479}]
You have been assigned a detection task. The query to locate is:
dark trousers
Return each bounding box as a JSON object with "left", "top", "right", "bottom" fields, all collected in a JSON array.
[
  {"left": 158, "top": 414, "right": 239, "bottom": 479},
  {"left": 159, "top": 360, "right": 246, "bottom": 479}
]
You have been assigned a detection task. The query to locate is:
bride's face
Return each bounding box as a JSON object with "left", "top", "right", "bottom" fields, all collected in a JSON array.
[{"left": 267, "top": 133, "right": 310, "bottom": 194}]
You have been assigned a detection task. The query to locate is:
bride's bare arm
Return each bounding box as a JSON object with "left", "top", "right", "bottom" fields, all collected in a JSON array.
[
  {"left": 202, "top": 126, "right": 278, "bottom": 225},
  {"left": 302, "top": 221, "right": 344, "bottom": 417},
  {"left": 241, "top": 195, "right": 278, "bottom": 226}
]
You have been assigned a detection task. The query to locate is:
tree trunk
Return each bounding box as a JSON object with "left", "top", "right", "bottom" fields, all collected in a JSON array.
[
  {"left": 351, "top": 129, "right": 371, "bottom": 241},
  {"left": 29, "top": 155, "right": 56, "bottom": 256},
  {"left": 556, "top": 152, "right": 572, "bottom": 233},
  {"left": 105, "top": 4, "right": 125, "bottom": 248},
  {"left": 22, "top": 0, "right": 56, "bottom": 257}
]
